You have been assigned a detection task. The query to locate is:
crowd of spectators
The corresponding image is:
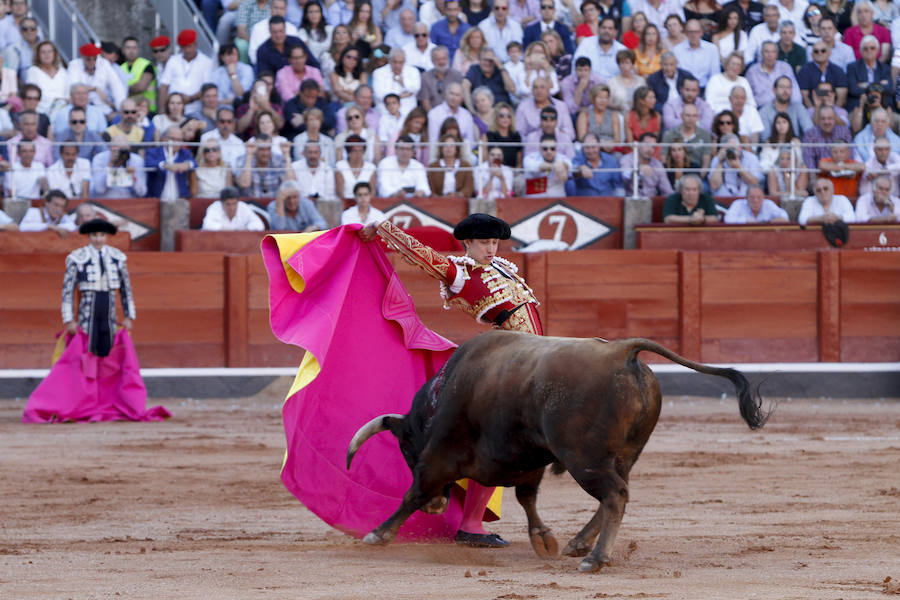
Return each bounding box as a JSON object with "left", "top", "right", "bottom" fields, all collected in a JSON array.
[{"left": 1, "top": 0, "right": 899, "bottom": 232}]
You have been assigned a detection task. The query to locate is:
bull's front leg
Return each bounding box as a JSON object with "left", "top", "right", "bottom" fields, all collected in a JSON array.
[{"left": 363, "top": 471, "right": 448, "bottom": 545}]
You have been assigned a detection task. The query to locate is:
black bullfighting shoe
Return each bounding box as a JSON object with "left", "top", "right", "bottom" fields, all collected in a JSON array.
[{"left": 453, "top": 530, "right": 511, "bottom": 548}]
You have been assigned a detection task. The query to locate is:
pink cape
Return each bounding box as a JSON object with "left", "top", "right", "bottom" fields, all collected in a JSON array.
[
  {"left": 23, "top": 330, "right": 171, "bottom": 423},
  {"left": 262, "top": 225, "right": 473, "bottom": 541}
]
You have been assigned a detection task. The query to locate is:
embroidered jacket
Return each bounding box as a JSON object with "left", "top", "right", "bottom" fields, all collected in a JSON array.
[
  {"left": 376, "top": 220, "right": 542, "bottom": 334},
  {"left": 61, "top": 245, "right": 135, "bottom": 326}
]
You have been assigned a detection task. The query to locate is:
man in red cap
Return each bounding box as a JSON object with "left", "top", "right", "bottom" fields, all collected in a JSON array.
[
  {"left": 67, "top": 42, "right": 127, "bottom": 118},
  {"left": 158, "top": 28, "right": 213, "bottom": 115},
  {"left": 149, "top": 35, "right": 173, "bottom": 111}
]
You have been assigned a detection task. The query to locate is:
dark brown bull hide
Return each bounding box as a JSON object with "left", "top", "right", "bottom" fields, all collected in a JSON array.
[{"left": 347, "top": 331, "right": 769, "bottom": 572}]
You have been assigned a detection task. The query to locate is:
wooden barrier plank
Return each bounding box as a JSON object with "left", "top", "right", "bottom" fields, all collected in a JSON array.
[
  {"left": 176, "top": 230, "right": 267, "bottom": 253},
  {"left": 840, "top": 270, "right": 900, "bottom": 303},
  {"left": 225, "top": 255, "right": 249, "bottom": 367},
  {"left": 817, "top": 251, "right": 841, "bottom": 362},
  {"left": 700, "top": 251, "right": 818, "bottom": 270},
  {"left": 130, "top": 309, "right": 225, "bottom": 343},
  {"left": 247, "top": 309, "right": 281, "bottom": 345},
  {"left": 136, "top": 343, "right": 226, "bottom": 367},
  {"left": 679, "top": 252, "right": 702, "bottom": 359},
  {"left": 132, "top": 274, "right": 225, "bottom": 309},
  {"left": 547, "top": 264, "right": 679, "bottom": 286},
  {"left": 701, "top": 338, "right": 819, "bottom": 363},
  {"left": 2, "top": 309, "right": 65, "bottom": 343},
  {"left": 128, "top": 252, "right": 224, "bottom": 273},
  {"left": 0, "top": 253, "right": 66, "bottom": 272},
  {"left": 700, "top": 303, "right": 817, "bottom": 338},
  {"left": 247, "top": 344, "right": 306, "bottom": 367},
  {"left": 1, "top": 275, "right": 61, "bottom": 309},
  {"left": 548, "top": 282, "right": 680, "bottom": 301},
  {"left": 0, "top": 231, "right": 131, "bottom": 253},
  {"left": 839, "top": 304, "right": 900, "bottom": 336},
  {"left": 701, "top": 269, "right": 818, "bottom": 303},
  {"left": 841, "top": 336, "right": 900, "bottom": 362}
]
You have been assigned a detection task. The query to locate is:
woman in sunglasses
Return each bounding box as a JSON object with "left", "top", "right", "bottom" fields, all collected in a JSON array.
[{"left": 190, "top": 137, "right": 234, "bottom": 198}]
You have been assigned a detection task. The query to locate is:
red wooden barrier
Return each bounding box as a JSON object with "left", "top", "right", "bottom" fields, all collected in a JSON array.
[
  {"left": 30, "top": 197, "right": 161, "bottom": 251},
  {"left": 0, "top": 231, "right": 131, "bottom": 253},
  {"left": 2, "top": 249, "right": 898, "bottom": 368},
  {"left": 636, "top": 224, "right": 900, "bottom": 251}
]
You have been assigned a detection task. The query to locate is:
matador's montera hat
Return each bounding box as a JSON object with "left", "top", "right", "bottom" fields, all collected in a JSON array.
[
  {"left": 79, "top": 218, "right": 117, "bottom": 235},
  {"left": 453, "top": 214, "right": 511, "bottom": 240}
]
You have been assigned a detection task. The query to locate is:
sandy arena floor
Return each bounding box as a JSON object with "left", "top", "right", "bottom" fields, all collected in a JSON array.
[{"left": 1, "top": 380, "right": 898, "bottom": 600}]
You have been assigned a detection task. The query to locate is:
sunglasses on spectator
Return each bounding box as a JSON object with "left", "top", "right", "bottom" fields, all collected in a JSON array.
[
  {"left": 541, "top": 145, "right": 556, "bottom": 151},
  {"left": 863, "top": 46, "right": 878, "bottom": 51},
  {"left": 203, "top": 147, "right": 221, "bottom": 153},
  {"left": 541, "top": 4, "right": 554, "bottom": 8},
  {"left": 218, "top": 118, "right": 234, "bottom": 123},
  {"left": 813, "top": 47, "right": 827, "bottom": 54},
  {"left": 152, "top": 47, "right": 169, "bottom": 53},
  {"left": 70, "top": 119, "right": 86, "bottom": 124},
  {"left": 21, "top": 26, "right": 36, "bottom": 31},
  {"left": 815, "top": 186, "right": 830, "bottom": 192},
  {"left": 718, "top": 119, "right": 733, "bottom": 125},
  {"left": 498, "top": 113, "right": 511, "bottom": 118},
  {"left": 414, "top": 33, "right": 428, "bottom": 37},
  {"left": 122, "top": 110, "right": 137, "bottom": 114},
  {"left": 541, "top": 115, "right": 557, "bottom": 120},
  {"left": 348, "top": 114, "right": 362, "bottom": 120},
  {"left": 494, "top": 5, "right": 508, "bottom": 10}
]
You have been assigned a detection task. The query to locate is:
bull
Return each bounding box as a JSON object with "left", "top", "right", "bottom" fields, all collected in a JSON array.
[{"left": 347, "top": 331, "right": 769, "bottom": 572}]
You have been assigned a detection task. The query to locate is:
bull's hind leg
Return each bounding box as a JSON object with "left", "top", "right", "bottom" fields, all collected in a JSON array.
[
  {"left": 515, "top": 469, "right": 558, "bottom": 557},
  {"left": 562, "top": 461, "right": 628, "bottom": 572}
]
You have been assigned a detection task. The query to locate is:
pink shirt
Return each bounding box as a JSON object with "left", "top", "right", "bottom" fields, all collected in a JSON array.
[
  {"left": 7, "top": 134, "right": 54, "bottom": 167},
  {"left": 842, "top": 24, "right": 891, "bottom": 60},
  {"left": 275, "top": 65, "right": 325, "bottom": 102}
]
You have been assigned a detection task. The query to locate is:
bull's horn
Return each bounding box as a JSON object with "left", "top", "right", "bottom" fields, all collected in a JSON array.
[{"left": 346, "top": 414, "right": 403, "bottom": 469}]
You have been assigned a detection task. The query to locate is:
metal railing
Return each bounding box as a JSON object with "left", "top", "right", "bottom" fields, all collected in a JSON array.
[
  {"left": 29, "top": 0, "right": 100, "bottom": 62},
  {"left": 146, "top": 0, "right": 218, "bottom": 60}
]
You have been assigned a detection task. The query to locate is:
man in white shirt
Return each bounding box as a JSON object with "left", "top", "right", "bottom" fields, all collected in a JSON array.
[
  {"left": 729, "top": 87, "right": 764, "bottom": 142},
  {"left": 860, "top": 136, "right": 900, "bottom": 195},
  {"left": 573, "top": 17, "right": 626, "bottom": 82},
  {"left": 291, "top": 141, "right": 336, "bottom": 202},
  {"left": 377, "top": 135, "right": 430, "bottom": 197},
  {"left": 18, "top": 189, "right": 76, "bottom": 233},
  {"left": 200, "top": 107, "right": 246, "bottom": 167},
  {"left": 377, "top": 94, "right": 405, "bottom": 155},
  {"left": 202, "top": 186, "right": 266, "bottom": 231},
  {"left": 160, "top": 29, "right": 215, "bottom": 114},
  {"left": 480, "top": 0, "right": 524, "bottom": 62},
  {"left": 52, "top": 84, "right": 109, "bottom": 134},
  {"left": 673, "top": 19, "right": 722, "bottom": 89},
  {"left": 402, "top": 22, "right": 436, "bottom": 71},
  {"left": 384, "top": 9, "right": 417, "bottom": 49},
  {"left": 371, "top": 48, "right": 422, "bottom": 117},
  {"left": 427, "top": 82, "right": 475, "bottom": 157},
  {"left": 249, "top": 0, "right": 299, "bottom": 65},
  {"left": 523, "top": 134, "right": 571, "bottom": 197},
  {"left": 855, "top": 174, "right": 900, "bottom": 222},
  {"left": 746, "top": 4, "right": 782, "bottom": 63},
  {"left": 46, "top": 143, "right": 91, "bottom": 198},
  {"left": 724, "top": 185, "right": 790, "bottom": 223},
  {"left": 4, "top": 140, "right": 46, "bottom": 199},
  {"left": 67, "top": 43, "right": 127, "bottom": 118}
]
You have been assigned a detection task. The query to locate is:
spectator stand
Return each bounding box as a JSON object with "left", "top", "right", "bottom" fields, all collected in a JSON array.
[{"left": 636, "top": 222, "right": 900, "bottom": 250}]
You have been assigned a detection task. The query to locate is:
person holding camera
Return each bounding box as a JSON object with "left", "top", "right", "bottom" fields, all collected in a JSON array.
[
  {"left": 850, "top": 83, "right": 895, "bottom": 134},
  {"left": 708, "top": 132, "right": 763, "bottom": 197},
  {"left": 523, "top": 133, "right": 572, "bottom": 197},
  {"left": 846, "top": 36, "right": 893, "bottom": 114},
  {"left": 90, "top": 135, "right": 146, "bottom": 198},
  {"left": 475, "top": 146, "right": 514, "bottom": 201}
]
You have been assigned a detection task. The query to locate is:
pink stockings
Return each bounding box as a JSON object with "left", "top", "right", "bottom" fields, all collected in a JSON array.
[{"left": 458, "top": 481, "right": 495, "bottom": 534}]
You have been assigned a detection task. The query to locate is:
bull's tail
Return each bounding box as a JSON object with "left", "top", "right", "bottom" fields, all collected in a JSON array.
[
  {"left": 621, "top": 338, "right": 771, "bottom": 430},
  {"left": 346, "top": 414, "right": 404, "bottom": 469}
]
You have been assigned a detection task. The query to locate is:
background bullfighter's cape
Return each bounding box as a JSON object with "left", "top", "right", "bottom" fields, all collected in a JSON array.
[
  {"left": 262, "top": 225, "right": 500, "bottom": 541},
  {"left": 23, "top": 329, "right": 170, "bottom": 423}
]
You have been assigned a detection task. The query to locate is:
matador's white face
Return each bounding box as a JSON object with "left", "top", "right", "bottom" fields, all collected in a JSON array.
[
  {"left": 89, "top": 232, "right": 108, "bottom": 250},
  {"left": 465, "top": 238, "right": 499, "bottom": 264}
]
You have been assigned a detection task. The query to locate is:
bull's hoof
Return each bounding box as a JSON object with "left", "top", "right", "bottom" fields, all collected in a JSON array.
[
  {"left": 529, "top": 529, "right": 559, "bottom": 558},
  {"left": 420, "top": 495, "right": 449, "bottom": 515},
  {"left": 363, "top": 532, "right": 390, "bottom": 545},
  {"left": 578, "top": 556, "right": 611, "bottom": 573},
  {"left": 562, "top": 539, "right": 591, "bottom": 557}
]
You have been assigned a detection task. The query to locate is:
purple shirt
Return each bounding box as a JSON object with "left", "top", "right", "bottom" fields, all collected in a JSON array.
[
  {"left": 662, "top": 96, "right": 714, "bottom": 132},
  {"left": 802, "top": 124, "right": 852, "bottom": 170},
  {"left": 620, "top": 153, "right": 674, "bottom": 197},
  {"left": 509, "top": 0, "right": 541, "bottom": 24},
  {"left": 515, "top": 97, "right": 575, "bottom": 140},
  {"left": 745, "top": 61, "right": 802, "bottom": 107},
  {"left": 560, "top": 72, "right": 604, "bottom": 116}
]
